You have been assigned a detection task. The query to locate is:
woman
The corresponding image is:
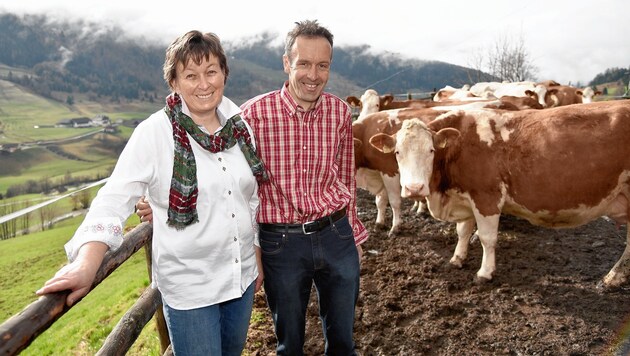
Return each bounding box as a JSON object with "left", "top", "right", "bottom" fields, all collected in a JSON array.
[{"left": 36, "top": 30, "right": 266, "bottom": 356}]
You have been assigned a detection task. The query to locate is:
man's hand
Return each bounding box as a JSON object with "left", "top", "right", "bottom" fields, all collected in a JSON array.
[
  {"left": 255, "top": 246, "right": 264, "bottom": 293},
  {"left": 356, "top": 244, "right": 363, "bottom": 261},
  {"left": 136, "top": 196, "right": 153, "bottom": 223}
]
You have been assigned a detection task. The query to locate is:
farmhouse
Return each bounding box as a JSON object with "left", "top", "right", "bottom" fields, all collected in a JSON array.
[
  {"left": 56, "top": 117, "right": 93, "bottom": 128},
  {"left": 91, "top": 114, "right": 111, "bottom": 126}
]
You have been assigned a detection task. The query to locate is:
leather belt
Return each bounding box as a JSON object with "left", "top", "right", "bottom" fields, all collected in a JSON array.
[{"left": 260, "top": 208, "right": 347, "bottom": 235}]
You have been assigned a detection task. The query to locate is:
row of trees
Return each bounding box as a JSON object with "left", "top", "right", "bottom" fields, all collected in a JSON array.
[
  {"left": 3, "top": 170, "right": 109, "bottom": 199},
  {"left": 0, "top": 189, "right": 92, "bottom": 240}
]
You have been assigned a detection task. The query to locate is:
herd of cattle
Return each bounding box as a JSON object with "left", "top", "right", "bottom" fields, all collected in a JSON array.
[{"left": 346, "top": 80, "right": 630, "bottom": 289}]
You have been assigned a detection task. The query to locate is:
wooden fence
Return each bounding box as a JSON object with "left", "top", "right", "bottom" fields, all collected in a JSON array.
[{"left": 0, "top": 222, "right": 172, "bottom": 355}]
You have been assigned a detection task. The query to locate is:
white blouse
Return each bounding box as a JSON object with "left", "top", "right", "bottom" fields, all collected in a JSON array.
[{"left": 64, "top": 96, "right": 260, "bottom": 310}]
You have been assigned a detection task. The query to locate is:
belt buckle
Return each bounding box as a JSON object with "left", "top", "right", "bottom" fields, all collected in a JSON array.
[{"left": 302, "top": 221, "right": 318, "bottom": 235}]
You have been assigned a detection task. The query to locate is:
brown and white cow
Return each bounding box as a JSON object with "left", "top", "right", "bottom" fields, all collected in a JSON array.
[
  {"left": 469, "top": 81, "right": 549, "bottom": 108},
  {"left": 347, "top": 89, "right": 394, "bottom": 120},
  {"left": 353, "top": 107, "right": 443, "bottom": 235},
  {"left": 348, "top": 89, "right": 433, "bottom": 235},
  {"left": 353, "top": 95, "right": 545, "bottom": 235},
  {"left": 544, "top": 85, "right": 601, "bottom": 107},
  {"left": 370, "top": 100, "right": 630, "bottom": 288}
]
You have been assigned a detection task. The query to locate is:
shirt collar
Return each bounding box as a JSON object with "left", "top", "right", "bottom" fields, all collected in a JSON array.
[{"left": 280, "top": 81, "right": 323, "bottom": 117}]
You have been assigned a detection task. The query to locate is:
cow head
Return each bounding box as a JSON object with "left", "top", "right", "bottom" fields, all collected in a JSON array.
[
  {"left": 530, "top": 84, "right": 549, "bottom": 108},
  {"left": 580, "top": 87, "right": 601, "bottom": 103},
  {"left": 369, "top": 118, "right": 460, "bottom": 198}
]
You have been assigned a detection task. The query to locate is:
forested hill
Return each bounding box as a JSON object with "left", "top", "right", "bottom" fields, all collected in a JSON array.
[{"left": 0, "top": 12, "right": 482, "bottom": 105}]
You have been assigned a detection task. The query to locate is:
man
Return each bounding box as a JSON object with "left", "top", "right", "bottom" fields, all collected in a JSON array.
[{"left": 138, "top": 20, "right": 367, "bottom": 355}]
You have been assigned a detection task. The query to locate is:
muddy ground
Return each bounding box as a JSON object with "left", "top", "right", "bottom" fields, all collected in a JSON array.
[{"left": 245, "top": 189, "right": 630, "bottom": 356}]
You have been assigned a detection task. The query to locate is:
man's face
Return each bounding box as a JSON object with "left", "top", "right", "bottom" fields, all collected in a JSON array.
[{"left": 283, "top": 36, "right": 332, "bottom": 110}]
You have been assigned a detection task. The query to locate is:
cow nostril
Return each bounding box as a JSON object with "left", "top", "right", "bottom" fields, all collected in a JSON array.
[{"left": 405, "top": 183, "right": 424, "bottom": 196}]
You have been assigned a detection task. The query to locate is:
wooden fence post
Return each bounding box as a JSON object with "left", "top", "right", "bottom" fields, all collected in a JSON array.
[{"left": 143, "top": 239, "right": 171, "bottom": 353}]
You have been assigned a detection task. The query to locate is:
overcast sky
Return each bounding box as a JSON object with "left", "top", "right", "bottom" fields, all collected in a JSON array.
[{"left": 2, "top": 0, "right": 629, "bottom": 86}]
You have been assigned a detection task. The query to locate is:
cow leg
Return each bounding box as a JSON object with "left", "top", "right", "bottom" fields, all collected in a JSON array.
[
  {"left": 381, "top": 173, "right": 402, "bottom": 237},
  {"left": 374, "top": 189, "right": 389, "bottom": 229},
  {"left": 356, "top": 168, "right": 389, "bottom": 230},
  {"left": 601, "top": 227, "right": 630, "bottom": 289},
  {"left": 473, "top": 214, "right": 501, "bottom": 283},
  {"left": 411, "top": 198, "right": 428, "bottom": 215},
  {"left": 450, "top": 219, "right": 476, "bottom": 268}
]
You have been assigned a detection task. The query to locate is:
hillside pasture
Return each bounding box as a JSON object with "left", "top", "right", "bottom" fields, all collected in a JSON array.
[
  {"left": 0, "top": 215, "right": 163, "bottom": 356},
  {"left": 0, "top": 77, "right": 160, "bottom": 145},
  {"left": 0, "top": 147, "right": 115, "bottom": 195}
]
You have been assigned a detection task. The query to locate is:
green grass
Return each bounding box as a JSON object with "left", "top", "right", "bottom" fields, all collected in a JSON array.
[
  {"left": 0, "top": 77, "right": 161, "bottom": 145},
  {"left": 0, "top": 147, "right": 115, "bottom": 195},
  {"left": 0, "top": 213, "right": 164, "bottom": 355}
]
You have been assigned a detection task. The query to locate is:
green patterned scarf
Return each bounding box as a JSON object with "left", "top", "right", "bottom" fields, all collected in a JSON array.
[{"left": 165, "top": 93, "right": 267, "bottom": 230}]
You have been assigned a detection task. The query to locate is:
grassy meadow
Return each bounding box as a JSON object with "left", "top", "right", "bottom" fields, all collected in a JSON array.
[
  {"left": 0, "top": 214, "right": 166, "bottom": 355},
  {"left": 0, "top": 80, "right": 165, "bottom": 353},
  {"left": 0, "top": 77, "right": 161, "bottom": 144},
  {"left": 1, "top": 210, "right": 270, "bottom": 355}
]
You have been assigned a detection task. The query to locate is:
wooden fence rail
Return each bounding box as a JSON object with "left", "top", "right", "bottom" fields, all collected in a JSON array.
[{"left": 0, "top": 222, "right": 170, "bottom": 355}]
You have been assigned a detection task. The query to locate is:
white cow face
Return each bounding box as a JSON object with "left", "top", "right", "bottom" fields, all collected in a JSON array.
[
  {"left": 358, "top": 89, "right": 381, "bottom": 119},
  {"left": 531, "top": 84, "right": 549, "bottom": 108},
  {"left": 394, "top": 120, "right": 435, "bottom": 198},
  {"left": 580, "top": 86, "right": 599, "bottom": 103}
]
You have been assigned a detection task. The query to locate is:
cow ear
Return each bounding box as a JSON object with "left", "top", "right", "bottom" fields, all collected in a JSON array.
[
  {"left": 435, "top": 128, "right": 460, "bottom": 149},
  {"left": 369, "top": 133, "right": 396, "bottom": 153},
  {"left": 382, "top": 94, "right": 394, "bottom": 106},
  {"left": 346, "top": 96, "right": 360, "bottom": 107}
]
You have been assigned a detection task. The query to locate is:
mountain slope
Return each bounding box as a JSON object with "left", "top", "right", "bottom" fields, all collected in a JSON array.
[{"left": 0, "top": 12, "right": 480, "bottom": 105}]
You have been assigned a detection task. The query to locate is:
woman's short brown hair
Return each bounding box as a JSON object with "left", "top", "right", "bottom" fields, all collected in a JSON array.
[{"left": 163, "top": 30, "right": 229, "bottom": 90}]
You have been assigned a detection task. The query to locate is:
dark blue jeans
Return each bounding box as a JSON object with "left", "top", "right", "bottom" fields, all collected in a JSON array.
[{"left": 260, "top": 215, "right": 360, "bottom": 356}]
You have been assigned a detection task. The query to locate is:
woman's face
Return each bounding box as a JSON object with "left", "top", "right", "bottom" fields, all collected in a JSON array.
[{"left": 171, "top": 54, "right": 225, "bottom": 119}]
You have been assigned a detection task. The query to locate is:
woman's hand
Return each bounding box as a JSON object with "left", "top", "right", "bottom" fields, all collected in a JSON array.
[{"left": 36, "top": 242, "right": 108, "bottom": 306}]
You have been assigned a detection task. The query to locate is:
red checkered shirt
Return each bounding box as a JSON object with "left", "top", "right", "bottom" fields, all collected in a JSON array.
[{"left": 241, "top": 82, "right": 368, "bottom": 245}]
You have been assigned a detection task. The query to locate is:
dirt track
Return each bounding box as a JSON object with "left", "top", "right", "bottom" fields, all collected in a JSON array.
[{"left": 245, "top": 189, "right": 630, "bottom": 355}]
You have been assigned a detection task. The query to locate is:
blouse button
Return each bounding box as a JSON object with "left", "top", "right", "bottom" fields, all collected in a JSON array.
[
  {"left": 223, "top": 167, "right": 227, "bottom": 171},
  {"left": 235, "top": 258, "right": 239, "bottom": 263},
  {"left": 232, "top": 213, "right": 235, "bottom": 218}
]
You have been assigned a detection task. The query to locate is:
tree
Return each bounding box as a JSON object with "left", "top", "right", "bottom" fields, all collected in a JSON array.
[
  {"left": 467, "top": 33, "right": 537, "bottom": 83},
  {"left": 39, "top": 203, "right": 57, "bottom": 231},
  {"left": 79, "top": 189, "right": 92, "bottom": 209}
]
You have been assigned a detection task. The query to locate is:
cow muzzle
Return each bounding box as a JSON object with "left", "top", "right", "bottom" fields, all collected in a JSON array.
[{"left": 402, "top": 183, "right": 428, "bottom": 198}]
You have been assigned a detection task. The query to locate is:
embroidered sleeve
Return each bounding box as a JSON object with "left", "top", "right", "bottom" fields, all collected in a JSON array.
[{"left": 64, "top": 217, "right": 124, "bottom": 261}]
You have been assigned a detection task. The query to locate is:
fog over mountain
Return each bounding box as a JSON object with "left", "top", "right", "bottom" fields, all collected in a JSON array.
[{"left": 1, "top": 12, "right": 627, "bottom": 107}]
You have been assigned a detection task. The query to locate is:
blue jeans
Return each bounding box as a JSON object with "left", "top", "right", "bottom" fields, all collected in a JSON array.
[
  {"left": 260, "top": 215, "right": 360, "bottom": 356},
  {"left": 162, "top": 281, "right": 255, "bottom": 356}
]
